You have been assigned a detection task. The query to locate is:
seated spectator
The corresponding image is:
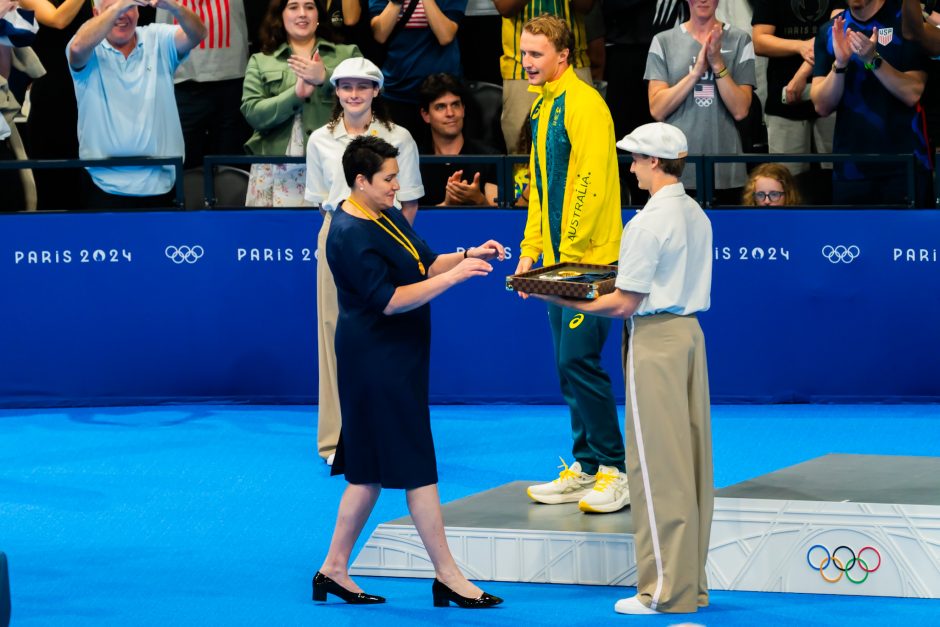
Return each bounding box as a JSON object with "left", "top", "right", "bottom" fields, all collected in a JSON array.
[
  {"left": 742, "top": 162, "right": 801, "bottom": 206},
  {"left": 645, "top": 0, "right": 756, "bottom": 205},
  {"left": 20, "top": 0, "right": 94, "bottom": 210},
  {"left": 418, "top": 73, "right": 497, "bottom": 206},
  {"left": 370, "top": 0, "right": 464, "bottom": 138},
  {"left": 495, "top": 0, "right": 592, "bottom": 153},
  {"left": 156, "top": 0, "right": 251, "bottom": 168},
  {"left": 811, "top": 1, "right": 930, "bottom": 206},
  {"left": 241, "top": 0, "right": 360, "bottom": 207},
  {"left": 752, "top": 0, "right": 842, "bottom": 176},
  {"left": 67, "top": 0, "right": 207, "bottom": 209}
]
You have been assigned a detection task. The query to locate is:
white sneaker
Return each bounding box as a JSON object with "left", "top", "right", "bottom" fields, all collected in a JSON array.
[
  {"left": 579, "top": 465, "right": 629, "bottom": 513},
  {"left": 614, "top": 596, "right": 661, "bottom": 615},
  {"left": 527, "top": 458, "right": 595, "bottom": 504}
]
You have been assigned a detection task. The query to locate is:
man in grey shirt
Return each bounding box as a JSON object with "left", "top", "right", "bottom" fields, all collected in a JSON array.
[{"left": 644, "top": 0, "right": 755, "bottom": 203}]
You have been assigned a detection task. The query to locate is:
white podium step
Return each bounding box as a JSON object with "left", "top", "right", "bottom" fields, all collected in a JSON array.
[{"left": 350, "top": 454, "right": 940, "bottom": 598}]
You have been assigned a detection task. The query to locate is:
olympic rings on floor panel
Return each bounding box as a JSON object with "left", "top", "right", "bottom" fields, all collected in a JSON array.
[{"left": 806, "top": 545, "right": 881, "bottom": 584}]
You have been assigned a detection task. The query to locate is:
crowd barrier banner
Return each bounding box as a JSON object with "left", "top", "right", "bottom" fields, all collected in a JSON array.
[{"left": 1, "top": 209, "right": 938, "bottom": 407}]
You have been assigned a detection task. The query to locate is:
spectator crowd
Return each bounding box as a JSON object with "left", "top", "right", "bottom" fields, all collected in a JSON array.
[{"left": 3, "top": 0, "right": 940, "bottom": 210}]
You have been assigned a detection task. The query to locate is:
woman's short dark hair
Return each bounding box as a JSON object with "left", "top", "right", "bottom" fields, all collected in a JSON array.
[
  {"left": 342, "top": 136, "right": 400, "bottom": 187},
  {"left": 259, "top": 0, "right": 336, "bottom": 55}
]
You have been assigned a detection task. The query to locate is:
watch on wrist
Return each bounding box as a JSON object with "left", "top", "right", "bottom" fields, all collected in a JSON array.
[
  {"left": 833, "top": 62, "right": 847, "bottom": 74},
  {"left": 865, "top": 53, "right": 883, "bottom": 71}
]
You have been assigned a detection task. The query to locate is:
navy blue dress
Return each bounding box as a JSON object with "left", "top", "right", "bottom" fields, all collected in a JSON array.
[{"left": 326, "top": 205, "right": 440, "bottom": 489}]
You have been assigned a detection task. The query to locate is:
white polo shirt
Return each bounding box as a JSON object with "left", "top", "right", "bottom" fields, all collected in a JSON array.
[
  {"left": 304, "top": 119, "right": 424, "bottom": 211},
  {"left": 615, "top": 182, "right": 712, "bottom": 316}
]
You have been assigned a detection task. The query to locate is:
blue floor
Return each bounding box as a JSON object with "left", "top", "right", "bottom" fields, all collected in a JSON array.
[{"left": 2, "top": 404, "right": 939, "bottom": 626}]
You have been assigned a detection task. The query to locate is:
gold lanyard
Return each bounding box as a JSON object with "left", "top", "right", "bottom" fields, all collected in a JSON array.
[{"left": 345, "top": 198, "right": 425, "bottom": 276}]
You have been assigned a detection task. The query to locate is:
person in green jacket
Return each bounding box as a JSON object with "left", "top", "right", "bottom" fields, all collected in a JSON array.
[{"left": 241, "top": 0, "right": 360, "bottom": 206}]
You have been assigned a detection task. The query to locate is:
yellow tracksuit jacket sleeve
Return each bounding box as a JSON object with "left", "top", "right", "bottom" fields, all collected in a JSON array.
[{"left": 556, "top": 85, "right": 622, "bottom": 264}]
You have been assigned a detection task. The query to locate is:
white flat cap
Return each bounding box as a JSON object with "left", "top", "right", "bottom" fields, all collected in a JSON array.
[
  {"left": 330, "top": 57, "right": 384, "bottom": 89},
  {"left": 616, "top": 122, "right": 689, "bottom": 159}
]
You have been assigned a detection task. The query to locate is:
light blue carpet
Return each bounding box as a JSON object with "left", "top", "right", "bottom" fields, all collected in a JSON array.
[{"left": 1, "top": 405, "right": 939, "bottom": 626}]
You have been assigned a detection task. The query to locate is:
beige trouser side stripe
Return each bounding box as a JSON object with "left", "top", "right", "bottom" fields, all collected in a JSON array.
[{"left": 626, "top": 316, "right": 666, "bottom": 610}]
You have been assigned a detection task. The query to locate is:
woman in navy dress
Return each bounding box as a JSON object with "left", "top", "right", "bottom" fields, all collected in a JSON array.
[{"left": 312, "top": 136, "right": 506, "bottom": 609}]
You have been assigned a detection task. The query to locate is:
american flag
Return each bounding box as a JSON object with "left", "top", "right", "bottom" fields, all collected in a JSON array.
[
  {"left": 177, "top": 0, "right": 231, "bottom": 49},
  {"left": 694, "top": 82, "right": 714, "bottom": 99}
]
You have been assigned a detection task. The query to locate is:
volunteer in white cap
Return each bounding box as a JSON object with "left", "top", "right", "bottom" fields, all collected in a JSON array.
[
  {"left": 304, "top": 56, "right": 425, "bottom": 466},
  {"left": 534, "top": 121, "right": 715, "bottom": 616},
  {"left": 242, "top": 0, "right": 361, "bottom": 207}
]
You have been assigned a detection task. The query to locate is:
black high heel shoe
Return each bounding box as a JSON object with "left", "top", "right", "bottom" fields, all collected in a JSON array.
[
  {"left": 432, "top": 578, "right": 503, "bottom": 609},
  {"left": 312, "top": 571, "right": 385, "bottom": 604}
]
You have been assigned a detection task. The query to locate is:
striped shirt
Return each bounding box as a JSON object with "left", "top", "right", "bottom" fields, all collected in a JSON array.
[
  {"left": 500, "top": 0, "right": 589, "bottom": 80},
  {"left": 401, "top": 0, "right": 428, "bottom": 28},
  {"left": 157, "top": 0, "right": 249, "bottom": 82}
]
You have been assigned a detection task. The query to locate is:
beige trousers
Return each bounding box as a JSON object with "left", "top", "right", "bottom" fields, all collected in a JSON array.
[
  {"left": 500, "top": 67, "right": 594, "bottom": 154},
  {"left": 623, "top": 313, "right": 713, "bottom": 613},
  {"left": 316, "top": 211, "right": 341, "bottom": 459}
]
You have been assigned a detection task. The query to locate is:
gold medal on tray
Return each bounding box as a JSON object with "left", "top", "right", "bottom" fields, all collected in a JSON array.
[{"left": 506, "top": 262, "right": 618, "bottom": 300}]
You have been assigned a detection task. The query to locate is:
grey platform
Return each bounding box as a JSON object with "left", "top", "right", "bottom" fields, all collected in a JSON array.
[{"left": 350, "top": 454, "right": 940, "bottom": 597}]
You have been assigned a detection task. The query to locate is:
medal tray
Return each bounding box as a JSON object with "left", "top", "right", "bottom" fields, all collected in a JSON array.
[{"left": 506, "top": 262, "right": 618, "bottom": 300}]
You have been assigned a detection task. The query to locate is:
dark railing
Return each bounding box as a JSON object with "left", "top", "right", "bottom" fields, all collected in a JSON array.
[
  {"left": 0, "top": 157, "right": 186, "bottom": 209},
  {"left": 0, "top": 152, "right": 926, "bottom": 211}
]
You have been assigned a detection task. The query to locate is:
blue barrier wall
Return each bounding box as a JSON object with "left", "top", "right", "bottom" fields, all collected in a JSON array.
[{"left": 2, "top": 209, "right": 939, "bottom": 407}]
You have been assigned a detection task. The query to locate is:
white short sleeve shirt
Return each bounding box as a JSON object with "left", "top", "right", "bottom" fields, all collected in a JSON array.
[
  {"left": 304, "top": 119, "right": 425, "bottom": 211},
  {"left": 616, "top": 183, "right": 713, "bottom": 316}
]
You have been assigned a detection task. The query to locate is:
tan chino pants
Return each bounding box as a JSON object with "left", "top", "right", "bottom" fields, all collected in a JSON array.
[
  {"left": 316, "top": 212, "right": 342, "bottom": 459},
  {"left": 623, "top": 313, "right": 713, "bottom": 613}
]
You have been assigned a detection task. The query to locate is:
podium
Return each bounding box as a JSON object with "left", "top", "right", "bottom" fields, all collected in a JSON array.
[{"left": 351, "top": 454, "right": 940, "bottom": 598}]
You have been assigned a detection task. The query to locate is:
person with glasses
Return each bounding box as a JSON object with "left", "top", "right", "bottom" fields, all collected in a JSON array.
[{"left": 742, "top": 163, "right": 802, "bottom": 206}]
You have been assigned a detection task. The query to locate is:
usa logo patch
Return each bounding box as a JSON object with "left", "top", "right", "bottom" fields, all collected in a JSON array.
[{"left": 878, "top": 27, "right": 893, "bottom": 46}]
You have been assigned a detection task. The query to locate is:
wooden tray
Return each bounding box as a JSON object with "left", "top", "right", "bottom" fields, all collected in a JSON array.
[{"left": 506, "top": 262, "right": 618, "bottom": 300}]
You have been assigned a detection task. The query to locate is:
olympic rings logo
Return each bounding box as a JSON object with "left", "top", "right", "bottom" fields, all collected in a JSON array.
[
  {"left": 821, "top": 245, "right": 860, "bottom": 264},
  {"left": 165, "top": 245, "right": 205, "bottom": 264},
  {"left": 806, "top": 545, "right": 881, "bottom": 584}
]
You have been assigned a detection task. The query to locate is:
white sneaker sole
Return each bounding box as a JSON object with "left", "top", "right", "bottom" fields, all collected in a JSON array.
[
  {"left": 526, "top": 486, "right": 592, "bottom": 504},
  {"left": 578, "top": 493, "right": 630, "bottom": 513}
]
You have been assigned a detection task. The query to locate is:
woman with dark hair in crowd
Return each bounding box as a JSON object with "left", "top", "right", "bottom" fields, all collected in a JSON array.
[
  {"left": 241, "top": 0, "right": 360, "bottom": 206},
  {"left": 21, "top": 0, "right": 93, "bottom": 209},
  {"left": 742, "top": 163, "right": 802, "bottom": 207},
  {"left": 304, "top": 57, "right": 423, "bottom": 468},
  {"left": 314, "top": 134, "right": 505, "bottom": 609}
]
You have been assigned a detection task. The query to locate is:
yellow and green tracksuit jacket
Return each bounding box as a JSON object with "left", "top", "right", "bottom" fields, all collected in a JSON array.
[{"left": 520, "top": 66, "right": 622, "bottom": 266}]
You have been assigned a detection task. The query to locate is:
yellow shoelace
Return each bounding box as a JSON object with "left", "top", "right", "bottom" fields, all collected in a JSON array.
[
  {"left": 553, "top": 456, "right": 581, "bottom": 483},
  {"left": 593, "top": 470, "right": 618, "bottom": 492}
]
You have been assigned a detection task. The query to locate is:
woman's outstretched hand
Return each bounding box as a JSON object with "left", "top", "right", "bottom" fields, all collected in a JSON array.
[
  {"left": 447, "top": 258, "right": 493, "bottom": 285},
  {"left": 466, "top": 240, "right": 506, "bottom": 262}
]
